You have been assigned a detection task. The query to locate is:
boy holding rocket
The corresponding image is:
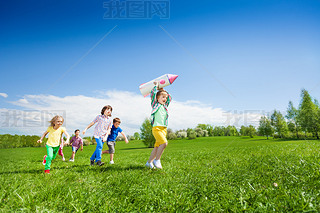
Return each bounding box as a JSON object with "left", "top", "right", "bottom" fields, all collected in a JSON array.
[{"left": 145, "top": 81, "right": 172, "bottom": 169}]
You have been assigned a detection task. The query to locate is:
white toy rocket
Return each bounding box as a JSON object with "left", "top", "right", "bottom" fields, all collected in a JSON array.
[{"left": 139, "top": 74, "right": 178, "bottom": 97}]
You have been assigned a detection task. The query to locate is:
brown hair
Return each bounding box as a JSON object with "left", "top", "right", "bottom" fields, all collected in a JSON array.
[
  {"left": 101, "top": 105, "right": 113, "bottom": 115},
  {"left": 75, "top": 129, "right": 80, "bottom": 133},
  {"left": 156, "top": 88, "right": 168, "bottom": 101},
  {"left": 49, "top": 115, "right": 64, "bottom": 127},
  {"left": 113, "top": 118, "right": 121, "bottom": 124}
]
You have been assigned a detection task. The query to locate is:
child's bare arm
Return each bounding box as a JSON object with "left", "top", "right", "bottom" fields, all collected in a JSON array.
[
  {"left": 102, "top": 126, "right": 112, "bottom": 142},
  {"left": 83, "top": 122, "right": 95, "bottom": 135},
  {"left": 37, "top": 131, "right": 49, "bottom": 143},
  {"left": 60, "top": 134, "right": 65, "bottom": 148},
  {"left": 121, "top": 132, "right": 129, "bottom": 144},
  {"left": 64, "top": 131, "right": 70, "bottom": 144}
]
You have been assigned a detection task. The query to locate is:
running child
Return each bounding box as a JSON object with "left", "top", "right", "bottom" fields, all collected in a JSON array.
[
  {"left": 83, "top": 105, "right": 112, "bottom": 166},
  {"left": 102, "top": 118, "right": 129, "bottom": 164},
  {"left": 145, "top": 81, "right": 172, "bottom": 169},
  {"left": 37, "top": 115, "right": 70, "bottom": 174},
  {"left": 69, "top": 129, "right": 83, "bottom": 162},
  {"left": 58, "top": 137, "right": 66, "bottom": 161}
]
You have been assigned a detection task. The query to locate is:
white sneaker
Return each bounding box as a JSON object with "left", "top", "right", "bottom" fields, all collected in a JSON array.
[
  {"left": 69, "top": 159, "right": 74, "bottom": 162},
  {"left": 145, "top": 161, "right": 154, "bottom": 169},
  {"left": 109, "top": 161, "right": 114, "bottom": 164},
  {"left": 62, "top": 157, "right": 65, "bottom": 161},
  {"left": 153, "top": 159, "right": 162, "bottom": 169}
]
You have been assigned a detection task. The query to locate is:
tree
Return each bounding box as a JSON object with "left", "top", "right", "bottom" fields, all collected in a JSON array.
[
  {"left": 187, "top": 128, "right": 196, "bottom": 140},
  {"left": 176, "top": 131, "right": 187, "bottom": 138},
  {"left": 247, "top": 125, "right": 256, "bottom": 138},
  {"left": 133, "top": 132, "right": 141, "bottom": 140},
  {"left": 213, "top": 126, "right": 225, "bottom": 136},
  {"left": 286, "top": 101, "right": 300, "bottom": 138},
  {"left": 140, "top": 118, "right": 155, "bottom": 147},
  {"left": 196, "top": 124, "right": 213, "bottom": 136},
  {"left": 297, "top": 89, "right": 319, "bottom": 139},
  {"left": 240, "top": 126, "right": 247, "bottom": 136},
  {"left": 195, "top": 128, "right": 204, "bottom": 137},
  {"left": 271, "top": 110, "right": 288, "bottom": 138},
  {"left": 225, "top": 126, "right": 238, "bottom": 136},
  {"left": 258, "top": 116, "right": 274, "bottom": 139}
]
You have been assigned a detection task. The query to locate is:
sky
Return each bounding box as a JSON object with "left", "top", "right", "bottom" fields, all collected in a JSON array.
[{"left": 1, "top": 0, "right": 320, "bottom": 136}]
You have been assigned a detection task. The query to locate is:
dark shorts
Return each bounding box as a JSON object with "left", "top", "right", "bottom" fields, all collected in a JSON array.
[{"left": 107, "top": 141, "right": 115, "bottom": 154}]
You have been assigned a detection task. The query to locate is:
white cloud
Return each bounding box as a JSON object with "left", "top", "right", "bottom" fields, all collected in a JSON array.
[
  {"left": 1, "top": 90, "right": 264, "bottom": 136},
  {"left": 0, "top": 93, "right": 8, "bottom": 98}
]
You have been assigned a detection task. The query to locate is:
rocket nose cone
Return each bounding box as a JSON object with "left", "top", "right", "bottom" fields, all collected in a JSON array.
[{"left": 168, "top": 74, "right": 178, "bottom": 84}]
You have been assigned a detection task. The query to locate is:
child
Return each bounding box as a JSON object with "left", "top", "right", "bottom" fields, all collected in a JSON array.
[
  {"left": 102, "top": 118, "right": 129, "bottom": 164},
  {"left": 83, "top": 105, "right": 112, "bottom": 166},
  {"left": 145, "top": 81, "right": 172, "bottom": 169},
  {"left": 69, "top": 129, "right": 83, "bottom": 162},
  {"left": 37, "top": 115, "right": 70, "bottom": 174},
  {"left": 58, "top": 137, "right": 66, "bottom": 161}
]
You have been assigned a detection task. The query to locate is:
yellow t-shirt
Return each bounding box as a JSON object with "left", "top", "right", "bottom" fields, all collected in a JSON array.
[{"left": 46, "top": 126, "right": 66, "bottom": 147}]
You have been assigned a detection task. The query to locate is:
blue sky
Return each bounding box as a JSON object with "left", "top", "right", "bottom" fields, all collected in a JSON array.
[{"left": 1, "top": 0, "right": 320, "bottom": 135}]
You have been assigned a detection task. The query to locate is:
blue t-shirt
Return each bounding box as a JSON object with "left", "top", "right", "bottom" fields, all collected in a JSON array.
[{"left": 107, "top": 125, "right": 123, "bottom": 142}]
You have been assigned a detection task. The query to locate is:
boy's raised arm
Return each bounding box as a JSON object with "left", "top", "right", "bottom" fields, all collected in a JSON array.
[
  {"left": 150, "top": 82, "right": 159, "bottom": 107},
  {"left": 165, "top": 91, "right": 172, "bottom": 107}
]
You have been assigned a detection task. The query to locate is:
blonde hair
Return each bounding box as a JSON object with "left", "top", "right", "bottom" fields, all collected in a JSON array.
[{"left": 49, "top": 115, "right": 64, "bottom": 127}]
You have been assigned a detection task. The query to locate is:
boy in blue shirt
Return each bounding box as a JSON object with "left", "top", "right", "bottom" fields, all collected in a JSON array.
[{"left": 102, "top": 118, "right": 129, "bottom": 164}]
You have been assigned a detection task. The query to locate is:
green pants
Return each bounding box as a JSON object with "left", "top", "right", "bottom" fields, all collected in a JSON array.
[{"left": 45, "top": 145, "right": 60, "bottom": 170}]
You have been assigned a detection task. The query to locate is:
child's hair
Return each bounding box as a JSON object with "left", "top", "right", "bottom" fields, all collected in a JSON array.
[
  {"left": 101, "top": 105, "right": 113, "bottom": 115},
  {"left": 156, "top": 88, "right": 168, "bottom": 101},
  {"left": 113, "top": 118, "right": 121, "bottom": 124},
  {"left": 49, "top": 115, "right": 64, "bottom": 127},
  {"left": 75, "top": 129, "right": 80, "bottom": 133}
]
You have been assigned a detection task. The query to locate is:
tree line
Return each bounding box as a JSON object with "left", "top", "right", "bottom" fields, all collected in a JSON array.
[{"left": 258, "top": 89, "right": 320, "bottom": 139}]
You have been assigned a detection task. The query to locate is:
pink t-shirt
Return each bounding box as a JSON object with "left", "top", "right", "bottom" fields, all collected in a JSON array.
[{"left": 70, "top": 136, "right": 83, "bottom": 149}]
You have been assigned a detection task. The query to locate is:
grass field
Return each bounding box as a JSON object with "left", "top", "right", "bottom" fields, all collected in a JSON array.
[{"left": 1, "top": 136, "right": 320, "bottom": 212}]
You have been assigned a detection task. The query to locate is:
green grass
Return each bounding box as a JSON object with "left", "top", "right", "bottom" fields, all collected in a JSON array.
[{"left": 1, "top": 136, "right": 320, "bottom": 212}]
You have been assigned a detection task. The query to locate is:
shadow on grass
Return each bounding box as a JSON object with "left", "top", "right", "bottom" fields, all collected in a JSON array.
[
  {"left": 0, "top": 168, "right": 44, "bottom": 175},
  {"left": 0, "top": 164, "right": 146, "bottom": 175},
  {"left": 119, "top": 147, "right": 151, "bottom": 151},
  {"left": 99, "top": 164, "right": 146, "bottom": 172}
]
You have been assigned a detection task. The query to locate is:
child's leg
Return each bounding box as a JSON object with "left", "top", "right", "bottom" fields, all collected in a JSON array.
[
  {"left": 58, "top": 147, "right": 63, "bottom": 156},
  {"left": 52, "top": 146, "right": 60, "bottom": 161},
  {"left": 148, "top": 147, "right": 158, "bottom": 163},
  {"left": 71, "top": 151, "right": 75, "bottom": 160},
  {"left": 58, "top": 147, "right": 65, "bottom": 160},
  {"left": 90, "top": 138, "right": 103, "bottom": 161},
  {"left": 45, "top": 145, "right": 54, "bottom": 170},
  {"left": 107, "top": 142, "right": 115, "bottom": 162},
  {"left": 45, "top": 145, "right": 59, "bottom": 170},
  {"left": 155, "top": 143, "right": 168, "bottom": 160},
  {"left": 149, "top": 126, "right": 167, "bottom": 163},
  {"left": 102, "top": 150, "right": 109, "bottom": 154}
]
